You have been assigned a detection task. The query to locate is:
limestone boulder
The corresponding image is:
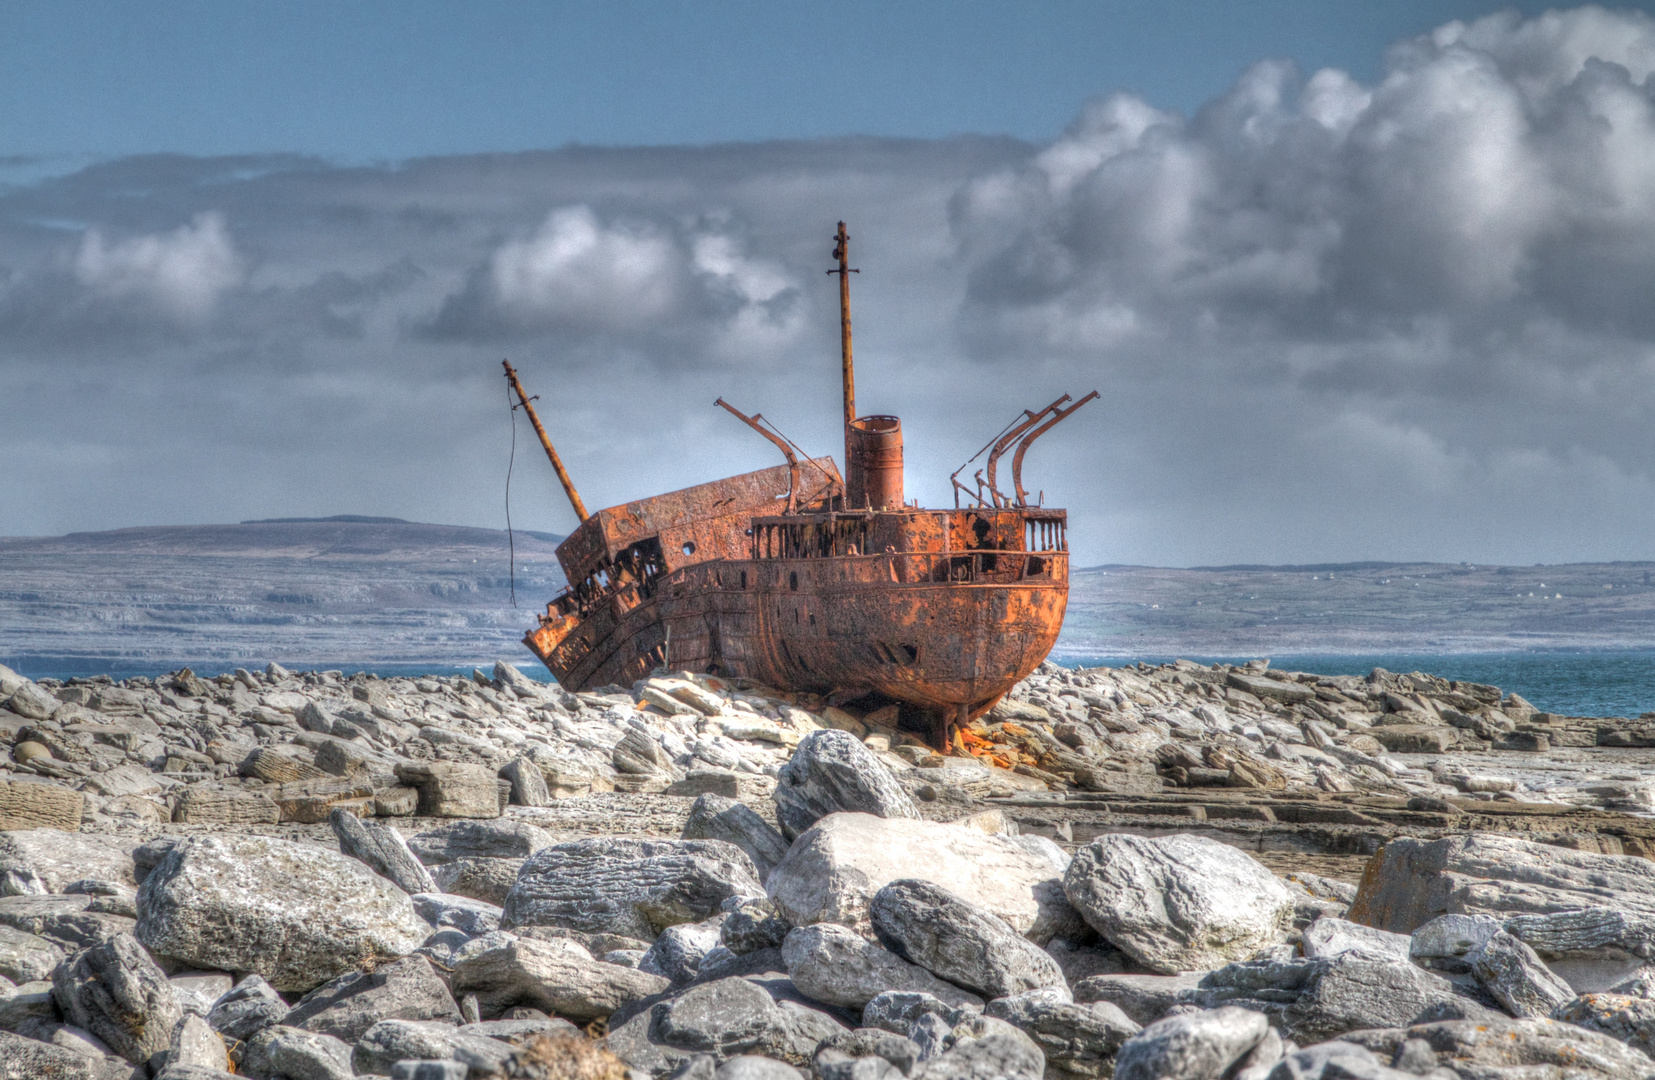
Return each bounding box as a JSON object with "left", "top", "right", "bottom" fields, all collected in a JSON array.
[
  {"left": 1340, "top": 1018, "right": 1655, "bottom": 1079},
  {"left": 281, "top": 954, "right": 460, "bottom": 1043},
  {"left": 766, "top": 813, "right": 1080, "bottom": 944},
  {"left": 782, "top": 924, "right": 983, "bottom": 1011},
  {"left": 984, "top": 989, "right": 1139, "bottom": 1079},
  {"left": 683, "top": 794, "right": 791, "bottom": 882},
  {"left": 772, "top": 730, "right": 920, "bottom": 841},
  {"left": 1062, "top": 833, "right": 1293, "bottom": 973},
  {"left": 503, "top": 837, "right": 763, "bottom": 940},
  {"left": 135, "top": 835, "right": 431, "bottom": 993},
  {"left": 1112, "top": 1006, "right": 1268, "bottom": 1080},
  {"left": 51, "top": 932, "right": 182, "bottom": 1068},
  {"left": 328, "top": 807, "right": 436, "bottom": 895},
  {"left": 870, "top": 879, "right": 1065, "bottom": 999},
  {"left": 448, "top": 931, "right": 669, "bottom": 1021}
]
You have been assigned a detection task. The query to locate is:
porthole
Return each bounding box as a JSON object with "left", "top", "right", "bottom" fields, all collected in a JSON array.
[{"left": 682, "top": 541, "right": 697, "bottom": 556}]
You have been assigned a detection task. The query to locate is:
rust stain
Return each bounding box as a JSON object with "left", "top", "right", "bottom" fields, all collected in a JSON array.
[{"left": 509, "top": 221, "right": 1096, "bottom": 748}]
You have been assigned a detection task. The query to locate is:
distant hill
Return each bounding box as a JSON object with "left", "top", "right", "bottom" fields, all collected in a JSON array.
[{"left": 0, "top": 519, "right": 567, "bottom": 675}]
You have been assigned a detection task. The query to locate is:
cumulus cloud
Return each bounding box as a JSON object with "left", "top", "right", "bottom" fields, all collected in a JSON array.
[
  {"left": 7, "top": 7, "right": 1655, "bottom": 570},
  {"left": 73, "top": 211, "right": 242, "bottom": 320},
  {"left": 426, "top": 204, "right": 806, "bottom": 361}
]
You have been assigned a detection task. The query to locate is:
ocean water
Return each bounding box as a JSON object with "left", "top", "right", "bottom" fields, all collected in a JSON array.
[
  {"left": 10, "top": 651, "right": 1655, "bottom": 720},
  {"left": 1062, "top": 651, "right": 1655, "bottom": 720}
]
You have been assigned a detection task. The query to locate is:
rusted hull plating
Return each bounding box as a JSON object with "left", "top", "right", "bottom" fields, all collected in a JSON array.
[
  {"left": 525, "top": 549, "right": 1067, "bottom": 716},
  {"left": 525, "top": 503, "right": 1071, "bottom": 721}
]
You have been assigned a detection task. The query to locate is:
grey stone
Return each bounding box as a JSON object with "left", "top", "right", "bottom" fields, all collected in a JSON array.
[
  {"left": 605, "top": 975, "right": 848, "bottom": 1074},
  {"left": 782, "top": 923, "right": 983, "bottom": 1010},
  {"left": 909, "top": 1013, "right": 955, "bottom": 1062},
  {"left": 773, "top": 730, "right": 920, "bottom": 841},
  {"left": 1072, "top": 973, "right": 1207, "bottom": 1027},
  {"left": 0, "top": 924, "right": 61, "bottom": 983},
  {"left": 1300, "top": 918, "right": 1410, "bottom": 964},
  {"left": 910, "top": 1021, "right": 1045, "bottom": 1080},
  {"left": 1338, "top": 1017, "right": 1655, "bottom": 1079},
  {"left": 135, "top": 835, "right": 430, "bottom": 993},
  {"left": 328, "top": 806, "right": 436, "bottom": 894},
  {"left": 447, "top": 930, "right": 669, "bottom": 1021},
  {"left": 242, "top": 1025, "right": 353, "bottom": 1080},
  {"left": 1277, "top": 956, "right": 1505, "bottom": 1043},
  {"left": 432, "top": 856, "right": 524, "bottom": 906},
  {"left": 817, "top": 1029, "right": 921, "bottom": 1075},
  {"left": 412, "top": 892, "right": 503, "bottom": 936},
  {"left": 1555, "top": 993, "right": 1655, "bottom": 1059},
  {"left": 642, "top": 915, "right": 727, "bottom": 984},
  {"left": 1468, "top": 930, "right": 1575, "bottom": 1018},
  {"left": 614, "top": 727, "right": 670, "bottom": 776},
  {"left": 684, "top": 794, "right": 791, "bottom": 882},
  {"left": 395, "top": 761, "right": 503, "bottom": 818},
  {"left": 459, "top": 1016, "right": 581, "bottom": 1044},
  {"left": 813, "top": 1047, "right": 901, "bottom": 1080},
  {"left": 985, "top": 988, "right": 1140, "bottom": 1078},
  {"left": 503, "top": 837, "right": 763, "bottom": 939},
  {"left": 51, "top": 932, "right": 182, "bottom": 1067},
  {"left": 351, "top": 1019, "right": 516, "bottom": 1077},
  {"left": 500, "top": 757, "right": 550, "bottom": 807},
  {"left": 766, "top": 813, "right": 1078, "bottom": 944},
  {"left": 390, "top": 1063, "right": 467, "bottom": 1080},
  {"left": 0, "top": 831, "right": 135, "bottom": 893},
  {"left": 206, "top": 974, "right": 286, "bottom": 1042},
  {"left": 720, "top": 898, "right": 790, "bottom": 955},
  {"left": 163, "top": 1014, "right": 227, "bottom": 1073},
  {"left": 407, "top": 818, "right": 554, "bottom": 865},
  {"left": 1408, "top": 913, "right": 1503, "bottom": 972},
  {"left": 1348, "top": 833, "right": 1655, "bottom": 936},
  {"left": 871, "top": 879, "right": 1066, "bottom": 999},
  {"left": 719, "top": 1056, "right": 807, "bottom": 1080},
  {"left": 1259, "top": 1042, "right": 1416, "bottom": 1080},
  {"left": 1063, "top": 833, "right": 1294, "bottom": 974},
  {"left": 861, "top": 991, "right": 968, "bottom": 1037},
  {"left": 169, "top": 972, "right": 233, "bottom": 1018},
  {"left": 0, "top": 1030, "right": 112, "bottom": 1080},
  {"left": 1112, "top": 1006, "right": 1269, "bottom": 1080},
  {"left": 281, "top": 954, "right": 460, "bottom": 1043}
]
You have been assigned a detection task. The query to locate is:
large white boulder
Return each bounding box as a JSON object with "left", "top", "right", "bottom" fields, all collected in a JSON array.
[
  {"left": 765, "top": 813, "right": 1081, "bottom": 944},
  {"left": 136, "top": 835, "right": 431, "bottom": 993},
  {"left": 1063, "top": 833, "right": 1294, "bottom": 974}
]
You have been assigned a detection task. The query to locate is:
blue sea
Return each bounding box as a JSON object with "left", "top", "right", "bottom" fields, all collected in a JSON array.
[{"left": 10, "top": 651, "right": 1655, "bottom": 720}]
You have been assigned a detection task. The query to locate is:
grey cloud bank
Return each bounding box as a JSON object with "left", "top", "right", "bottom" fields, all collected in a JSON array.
[{"left": 6, "top": 7, "right": 1655, "bottom": 568}]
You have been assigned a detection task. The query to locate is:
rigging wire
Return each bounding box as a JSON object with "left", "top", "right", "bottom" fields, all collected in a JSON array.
[{"left": 505, "top": 365, "right": 518, "bottom": 607}]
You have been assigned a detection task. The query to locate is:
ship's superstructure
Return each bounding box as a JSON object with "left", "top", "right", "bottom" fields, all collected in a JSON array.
[{"left": 508, "top": 223, "right": 1093, "bottom": 745}]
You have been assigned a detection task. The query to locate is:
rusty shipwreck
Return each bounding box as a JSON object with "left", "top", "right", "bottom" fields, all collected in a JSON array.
[{"left": 507, "top": 222, "right": 1094, "bottom": 746}]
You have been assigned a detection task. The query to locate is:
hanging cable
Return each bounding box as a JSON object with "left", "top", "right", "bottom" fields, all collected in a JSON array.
[{"left": 505, "top": 364, "right": 518, "bottom": 607}]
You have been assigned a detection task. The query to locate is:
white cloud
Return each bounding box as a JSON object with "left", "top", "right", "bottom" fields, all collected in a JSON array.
[
  {"left": 73, "top": 211, "right": 242, "bottom": 320},
  {"left": 11, "top": 9, "right": 1655, "bottom": 567}
]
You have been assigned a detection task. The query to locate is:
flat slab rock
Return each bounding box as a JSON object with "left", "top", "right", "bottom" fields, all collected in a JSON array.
[
  {"left": 766, "top": 812, "right": 1079, "bottom": 944},
  {"left": 1349, "top": 832, "right": 1655, "bottom": 935},
  {"left": 502, "top": 837, "right": 764, "bottom": 940},
  {"left": 136, "top": 834, "right": 431, "bottom": 993}
]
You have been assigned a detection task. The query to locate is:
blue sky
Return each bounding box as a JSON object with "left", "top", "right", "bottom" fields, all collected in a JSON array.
[
  {"left": 0, "top": 1, "right": 1624, "bottom": 158},
  {"left": 9, "top": 5, "right": 1655, "bottom": 567}
]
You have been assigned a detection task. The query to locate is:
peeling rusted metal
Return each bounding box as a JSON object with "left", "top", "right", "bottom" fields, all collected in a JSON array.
[{"left": 513, "top": 222, "right": 1093, "bottom": 748}]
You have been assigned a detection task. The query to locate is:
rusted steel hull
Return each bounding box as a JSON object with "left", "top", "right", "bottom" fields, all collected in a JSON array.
[{"left": 524, "top": 548, "right": 1068, "bottom": 716}]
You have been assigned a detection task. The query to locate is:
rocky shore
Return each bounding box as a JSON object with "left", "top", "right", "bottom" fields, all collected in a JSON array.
[{"left": 2, "top": 656, "right": 1655, "bottom": 1077}]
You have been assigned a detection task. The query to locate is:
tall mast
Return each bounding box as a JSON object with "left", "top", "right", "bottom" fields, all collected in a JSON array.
[
  {"left": 829, "top": 222, "right": 858, "bottom": 484},
  {"left": 502, "top": 360, "right": 590, "bottom": 523}
]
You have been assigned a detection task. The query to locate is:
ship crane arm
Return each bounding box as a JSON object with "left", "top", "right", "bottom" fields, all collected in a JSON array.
[
  {"left": 1012, "top": 391, "right": 1099, "bottom": 507},
  {"left": 714, "top": 398, "right": 801, "bottom": 513}
]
